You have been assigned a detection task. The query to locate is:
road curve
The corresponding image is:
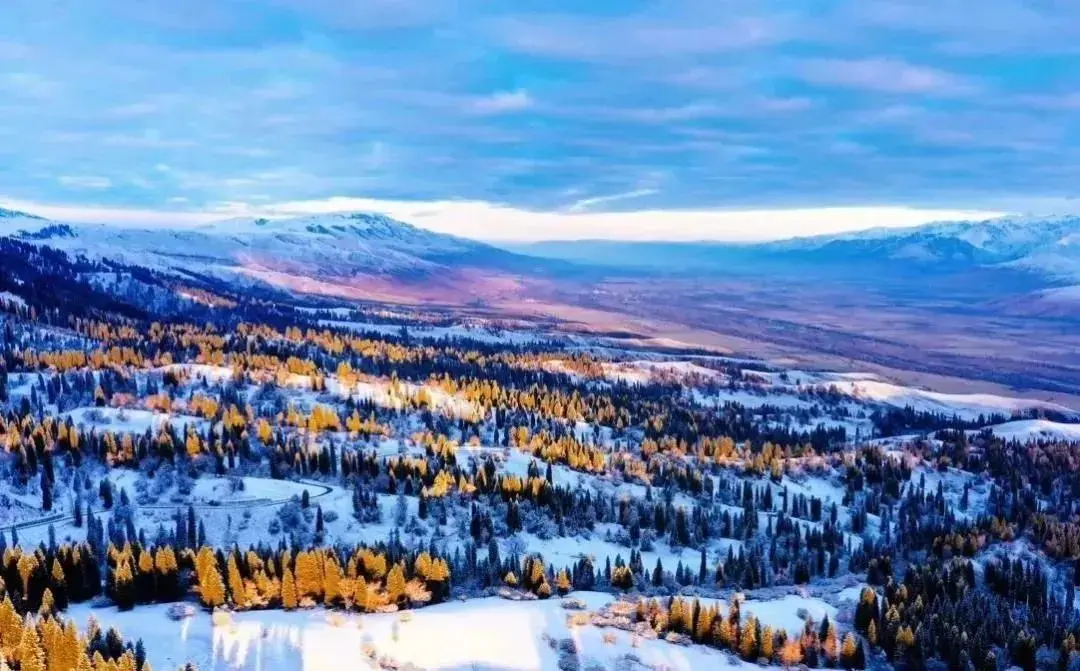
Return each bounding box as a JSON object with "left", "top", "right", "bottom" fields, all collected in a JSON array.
[{"left": 0, "top": 478, "right": 336, "bottom": 534}]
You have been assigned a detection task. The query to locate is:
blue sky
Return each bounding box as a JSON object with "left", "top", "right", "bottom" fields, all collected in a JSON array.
[{"left": 1, "top": 0, "right": 1079, "bottom": 240}]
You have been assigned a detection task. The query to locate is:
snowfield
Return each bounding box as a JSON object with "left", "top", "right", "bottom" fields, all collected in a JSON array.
[
  {"left": 158, "top": 363, "right": 236, "bottom": 384},
  {"left": 320, "top": 319, "right": 550, "bottom": 345},
  {"left": 982, "top": 419, "right": 1080, "bottom": 442},
  {"left": 62, "top": 407, "right": 210, "bottom": 435},
  {"left": 813, "top": 376, "right": 1077, "bottom": 420},
  {"left": 67, "top": 594, "right": 818, "bottom": 671}
]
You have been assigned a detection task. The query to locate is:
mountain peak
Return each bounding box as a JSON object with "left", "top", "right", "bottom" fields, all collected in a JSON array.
[
  {"left": 206, "top": 211, "right": 429, "bottom": 240},
  {"left": 0, "top": 207, "right": 46, "bottom": 221}
]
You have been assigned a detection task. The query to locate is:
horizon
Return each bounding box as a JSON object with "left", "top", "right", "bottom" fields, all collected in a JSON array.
[
  {"left": 0, "top": 198, "right": 1016, "bottom": 243},
  {"left": 2, "top": 1, "right": 1079, "bottom": 241}
]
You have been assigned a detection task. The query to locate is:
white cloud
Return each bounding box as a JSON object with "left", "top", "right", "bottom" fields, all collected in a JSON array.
[
  {"left": 1, "top": 194, "right": 1010, "bottom": 242},
  {"left": 204, "top": 197, "right": 1010, "bottom": 242},
  {"left": 799, "top": 58, "right": 974, "bottom": 95},
  {"left": 0, "top": 197, "right": 214, "bottom": 227},
  {"left": 57, "top": 175, "right": 113, "bottom": 189},
  {"left": 469, "top": 89, "right": 533, "bottom": 115},
  {"left": 566, "top": 189, "right": 658, "bottom": 212}
]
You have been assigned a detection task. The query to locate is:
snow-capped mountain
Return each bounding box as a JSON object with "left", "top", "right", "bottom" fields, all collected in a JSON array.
[
  {"left": 766, "top": 214, "right": 1080, "bottom": 278},
  {"left": 0, "top": 209, "right": 551, "bottom": 283}
]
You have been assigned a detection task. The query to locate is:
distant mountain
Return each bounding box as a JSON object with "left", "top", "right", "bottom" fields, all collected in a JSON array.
[
  {"left": 0, "top": 207, "right": 46, "bottom": 221},
  {"left": 0, "top": 211, "right": 563, "bottom": 285},
  {"left": 764, "top": 214, "right": 1080, "bottom": 271},
  {"left": 512, "top": 214, "right": 1080, "bottom": 284}
]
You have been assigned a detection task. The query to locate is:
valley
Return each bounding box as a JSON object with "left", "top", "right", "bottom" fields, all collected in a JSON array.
[
  {"left": 1, "top": 207, "right": 1079, "bottom": 671},
  {"left": 6, "top": 206, "right": 1079, "bottom": 402}
]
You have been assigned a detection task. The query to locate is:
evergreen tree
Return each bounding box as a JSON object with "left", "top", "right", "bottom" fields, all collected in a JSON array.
[
  {"left": 195, "top": 547, "right": 225, "bottom": 609},
  {"left": 40, "top": 471, "right": 51, "bottom": 512}
]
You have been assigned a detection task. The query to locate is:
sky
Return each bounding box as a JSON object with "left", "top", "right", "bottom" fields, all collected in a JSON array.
[{"left": 1, "top": 0, "right": 1079, "bottom": 241}]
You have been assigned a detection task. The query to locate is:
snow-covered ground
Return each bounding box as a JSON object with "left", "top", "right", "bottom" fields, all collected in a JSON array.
[
  {"left": 66, "top": 593, "right": 815, "bottom": 671},
  {"left": 158, "top": 363, "right": 236, "bottom": 384},
  {"left": 320, "top": 319, "right": 549, "bottom": 345},
  {"left": 595, "top": 360, "right": 723, "bottom": 386},
  {"left": 0, "top": 291, "right": 27, "bottom": 309},
  {"left": 981, "top": 419, "right": 1080, "bottom": 442},
  {"left": 62, "top": 407, "right": 210, "bottom": 435},
  {"left": 909, "top": 467, "right": 989, "bottom": 521},
  {"left": 3, "top": 474, "right": 351, "bottom": 550},
  {"left": 814, "top": 376, "right": 1076, "bottom": 420},
  {"left": 690, "top": 594, "right": 838, "bottom": 636}
]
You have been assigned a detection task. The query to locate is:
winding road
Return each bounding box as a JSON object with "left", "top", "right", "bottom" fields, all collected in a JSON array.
[{"left": 0, "top": 478, "right": 336, "bottom": 534}]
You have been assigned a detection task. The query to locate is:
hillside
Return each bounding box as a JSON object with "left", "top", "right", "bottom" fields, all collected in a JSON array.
[{"left": 0, "top": 208, "right": 562, "bottom": 286}]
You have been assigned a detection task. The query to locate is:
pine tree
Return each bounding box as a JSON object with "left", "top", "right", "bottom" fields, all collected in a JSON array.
[
  {"left": 760, "top": 625, "right": 775, "bottom": 662},
  {"left": 386, "top": 564, "right": 406, "bottom": 605},
  {"left": 823, "top": 621, "right": 840, "bottom": 663},
  {"left": 295, "top": 551, "right": 323, "bottom": 601},
  {"left": 37, "top": 589, "right": 54, "bottom": 616},
  {"left": 281, "top": 566, "right": 298, "bottom": 610},
  {"left": 323, "top": 554, "right": 342, "bottom": 607},
  {"left": 112, "top": 559, "right": 136, "bottom": 611},
  {"left": 49, "top": 559, "right": 69, "bottom": 610},
  {"left": 780, "top": 639, "right": 802, "bottom": 667},
  {"left": 556, "top": 569, "right": 572, "bottom": 595},
  {"left": 195, "top": 547, "right": 225, "bottom": 609},
  {"left": 41, "top": 471, "right": 52, "bottom": 512},
  {"left": 17, "top": 618, "right": 45, "bottom": 671},
  {"left": 841, "top": 632, "right": 860, "bottom": 669},
  {"left": 227, "top": 555, "right": 247, "bottom": 610},
  {"left": 740, "top": 616, "right": 759, "bottom": 660},
  {"left": 0, "top": 597, "right": 20, "bottom": 651}
]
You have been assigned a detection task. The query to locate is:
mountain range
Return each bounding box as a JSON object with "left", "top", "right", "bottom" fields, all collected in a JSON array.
[
  {"left": 2, "top": 204, "right": 1078, "bottom": 394},
  {"left": 3, "top": 206, "right": 1080, "bottom": 301},
  {"left": 513, "top": 214, "right": 1080, "bottom": 286}
]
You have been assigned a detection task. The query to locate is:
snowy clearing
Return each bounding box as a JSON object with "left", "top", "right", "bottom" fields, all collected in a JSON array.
[{"left": 67, "top": 594, "right": 812, "bottom": 671}]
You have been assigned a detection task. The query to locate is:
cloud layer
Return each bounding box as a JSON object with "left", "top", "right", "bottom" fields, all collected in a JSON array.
[{"left": 1, "top": 0, "right": 1078, "bottom": 238}]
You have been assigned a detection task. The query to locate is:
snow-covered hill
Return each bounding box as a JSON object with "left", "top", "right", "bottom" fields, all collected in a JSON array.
[
  {"left": 0, "top": 208, "right": 548, "bottom": 282},
  {"left": 767, "top": 214, "right": 1080, "bottom": 281}
]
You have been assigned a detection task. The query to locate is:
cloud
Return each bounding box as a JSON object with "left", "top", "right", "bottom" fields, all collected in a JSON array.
[
  {"left": 58, "top": 176, "right": 113, "bottom": 189},
  {"left": 0, "top": 197, "right": 214, "bottom": 227},
  {"left": 0, "top": 0, "right": 1079, "bottom": 222},
  {"left": 798, "top": 58, "right": 974, "bottom": 95},
  {"left": 492, "top": 13, "right": 784, "bottom": 61},
  {"left": 1, "top": 195, "right": 1010, "bottom": 243},
  {"left": 565, "top": 189, "right": 659, "bottom": 213},
  {"left": 469, "top": 90, "right": 534, "bottom": 115}
]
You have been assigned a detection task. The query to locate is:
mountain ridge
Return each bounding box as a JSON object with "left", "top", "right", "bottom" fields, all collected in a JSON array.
[{"left": 0, "top": 209, "right": 565, "bottom": 290}]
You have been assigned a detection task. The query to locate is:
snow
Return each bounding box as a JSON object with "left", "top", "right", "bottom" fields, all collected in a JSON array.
[
  {"left": 509, "top": 530, "right": 743, "bottom": 585},
  {"left": 0, "top": 291, "right": 27, "bottom": 308},
  {"left": 320, "top": 319, "right": 547, "bottom": 345},
  {"left": 693, "top": 389, "right": 818, "bottom": 411},
  {"left": 816, "top": 376, "right": 1076, "bottom": 420},
  {"left": 62, "top": 407, "right": 209, "bottom": 434},
  {"left": 599, "top": 360, "right": 722, "bottom": 385},
  {"left": 982, "top": 419, "right": 1080, "bottom": 442},
  {"left": 188, "top": 477, "right": 311, "bottom": 505},
  {"left": 10, "top": 210, "right": 495, "bottom": 284},
  {"left": 742, "top": 595, "right": 837, "bottom": 635},
  {"left": 909, "top": 467, "right": 989, "bottom": 521},
  {"left": 65, "top": 594, "right": 804, "bottom": 671},
  {"left": 836, "top": 585, "right": 872, "bottom": 604},
  {"left": 158, "top": 364, "right": 235, "bottom": 384}
]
